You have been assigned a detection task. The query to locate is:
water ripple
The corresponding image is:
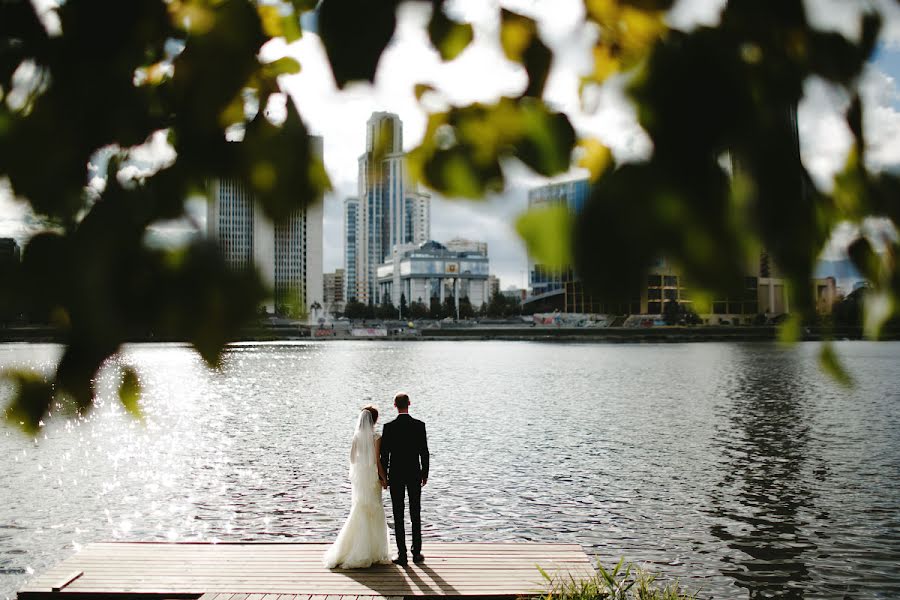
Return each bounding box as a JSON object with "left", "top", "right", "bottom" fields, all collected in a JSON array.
[{"left": 1, "top": 341, "right": 899, "bottom": 599}]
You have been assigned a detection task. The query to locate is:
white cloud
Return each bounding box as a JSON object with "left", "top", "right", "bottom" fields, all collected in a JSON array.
[{"left": 666, "top": 0, "right": 726, "bottom": 31}]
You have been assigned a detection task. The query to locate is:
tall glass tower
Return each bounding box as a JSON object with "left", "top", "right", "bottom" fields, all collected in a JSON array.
[
  {"left": 343, "top": 196, "right": 359, "bottom": 301},
  {"left": 357, "top": 112, "right": 406, "bottom": 304}
]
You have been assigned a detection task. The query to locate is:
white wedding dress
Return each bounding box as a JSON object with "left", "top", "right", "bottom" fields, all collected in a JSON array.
[{"left": 322, "top": 410, "right": 391, "bottom": 569}]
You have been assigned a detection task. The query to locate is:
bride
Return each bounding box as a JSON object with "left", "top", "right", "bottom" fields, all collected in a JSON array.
[{"left": 322, "top": 405, "right": 391, "bottom": 569}]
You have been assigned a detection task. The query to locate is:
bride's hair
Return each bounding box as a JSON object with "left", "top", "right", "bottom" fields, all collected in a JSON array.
[{"left": 362, "top": 405, "right": 378, "bottom": 423}]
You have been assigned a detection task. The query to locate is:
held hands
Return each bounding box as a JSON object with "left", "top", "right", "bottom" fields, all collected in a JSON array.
[{"left": 421, "top": 477, "right": 427, "bottom": 487}]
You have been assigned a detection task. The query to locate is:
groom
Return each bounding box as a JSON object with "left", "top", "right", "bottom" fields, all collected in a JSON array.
[{"left": 379, "top": 392, "right": 429, "bottom": 566}]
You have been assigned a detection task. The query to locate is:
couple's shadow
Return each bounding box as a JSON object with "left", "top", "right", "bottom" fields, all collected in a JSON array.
[{"left": 337, "top": 560, "right": 457, "bottom": 597}]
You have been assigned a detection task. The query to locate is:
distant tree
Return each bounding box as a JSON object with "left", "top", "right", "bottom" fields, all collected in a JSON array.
[
  {"left": 399, "top": 293, "right": 408, "bottom": 319},
  {"left": 429, "top": 297, "right": 442, "bottom": 320},
  {"left": 441, "top": 296, "right": 456, "bottom": 320},
  {"left": 408, "top": 300, "right": 428, "bottom": 320},
  {"left": 344, "top": 300, "right": 368, "bottom": 320},
  {"left": 376, "top": 298, "right": 396, "bottom": 320},
  {"left": 458, "top": 296, "right": 474, "bottom": 319}
]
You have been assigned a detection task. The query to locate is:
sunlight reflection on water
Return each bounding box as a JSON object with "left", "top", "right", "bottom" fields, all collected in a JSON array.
[{"left": 1, "top": 341, "right": 899, "bottom": 599}]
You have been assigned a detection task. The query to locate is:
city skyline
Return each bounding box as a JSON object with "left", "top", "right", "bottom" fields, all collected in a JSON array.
[{"left": 3, "top": 3, "right": 900, "bottom": 292}]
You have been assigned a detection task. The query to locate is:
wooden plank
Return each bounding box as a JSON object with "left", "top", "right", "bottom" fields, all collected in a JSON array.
[
  {"left": 50, "top": 571, "right": 83, "bottom": 592},
  {"left": 18, "top": 541, "right": 595, "bottom": 599}
]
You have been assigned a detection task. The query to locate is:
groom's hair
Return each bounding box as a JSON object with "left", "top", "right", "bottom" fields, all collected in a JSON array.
[
  {"left": 362, "top": 405, "right": 379, "bottom": 423},
  {"left": 394, "top": 393, "right": 410, "bottom": 409}
]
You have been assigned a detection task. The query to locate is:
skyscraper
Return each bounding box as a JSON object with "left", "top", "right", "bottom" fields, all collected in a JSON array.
[
  {"left": 404, "top": 189, "right": 431, "bottom": 245},
  {"left": 343, "top": 196, "right": 360, "bottom": 301},
  {"left": 208, "top": 137, "right": 324, "bottom": 319},
  {"left": 357, "top": 112, "right": 406, "bottom": 304},
  {"left": 527, "top": 179, "right": 590, "bottom": 297}
]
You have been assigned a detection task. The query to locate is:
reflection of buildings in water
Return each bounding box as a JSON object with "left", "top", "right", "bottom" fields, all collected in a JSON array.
[{"left": 707, "top": 348, "right": 820, "bottom": 598}]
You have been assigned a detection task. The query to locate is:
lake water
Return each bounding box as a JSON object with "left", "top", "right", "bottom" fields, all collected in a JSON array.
[{"left": 1, "top": 341, "right": 899, "bottom": 599}]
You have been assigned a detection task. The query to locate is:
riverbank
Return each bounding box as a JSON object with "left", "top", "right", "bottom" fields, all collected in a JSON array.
[{"left": 2, "top": 324, "right": 895, "bottom": 343}]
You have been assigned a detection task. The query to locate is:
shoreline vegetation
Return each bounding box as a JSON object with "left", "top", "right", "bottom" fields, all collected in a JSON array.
[
  {"left": 535, "top": 560, "right": 698, "bottom": 600},
  {"left": 2, "top": 324, "right": 897, "bottom": 344}
]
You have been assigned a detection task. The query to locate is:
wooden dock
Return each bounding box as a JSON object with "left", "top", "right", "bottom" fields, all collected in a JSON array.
[{"left": 17, "top": 542, "right": 596, "bottom": 599}]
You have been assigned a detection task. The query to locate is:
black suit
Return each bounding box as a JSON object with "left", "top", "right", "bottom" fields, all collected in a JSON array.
[{"left": 380, "top": 413, "right": 429, "bottom": 558}]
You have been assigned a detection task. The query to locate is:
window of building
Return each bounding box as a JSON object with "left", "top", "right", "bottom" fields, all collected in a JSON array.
[
  {"left": 647, "top": 274, "right": 662, "bottom": 287},
  {"left": 647, "top": 301, "right": 661, "bottom": 314},
  {"left": 664, "top": 275, "right": 678, "bottom": 287},
  {"left": 648, "top": 288, "right": 662, "bottom": 300}
]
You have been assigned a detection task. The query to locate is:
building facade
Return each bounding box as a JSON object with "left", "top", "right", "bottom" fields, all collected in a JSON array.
[
  {"left": 487, "top": 274, "right": 500, "bottom": 299},
  {"left": 526, "top": 179, "right": 590, "bottom": 297},
  {"left": 357, "top": 112, "right": 406, "bottom": 304},
  {"left": 445, "top": 237, "right": 488, "bottom": 257},
  {"left": 376, "top": 241, "right": 490, "bottom": 309},
  {"left": 405, "top": 190, "right": 431, "bottom": 245},
  {"left": 343, "top": 196, "right": 359, "bottom": 301},
  {"left": 324, "top": 268, "right": 346, "bottom": 315},
  {"left": 207, "top": 138, "right": 323, "bottom": 319}
]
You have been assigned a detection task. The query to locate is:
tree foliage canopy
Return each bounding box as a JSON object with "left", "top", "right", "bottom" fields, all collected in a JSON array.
[{"left": 2, "top": 0, "right": 898, "bottom": 432}]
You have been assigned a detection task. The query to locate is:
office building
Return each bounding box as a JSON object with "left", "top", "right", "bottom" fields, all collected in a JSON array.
[
  {"left": 207, "top": 137, "right": 324, "bottom": 319},
  {"left": 446, "top": 237, "right": 488, "bottom": 257},
  {"left": 376, "top": 241, "right": 490, "bottom": 309},
  {"left": 324, "top": 268, "right": 346, "bottom": 315},
  {"left": 405, "top": 189, "right": 431, "bottom": 246},
  {"left": 343, "top": 196, "right": 359, "bottom": 301},
  {"left": 487, "top": 275, "right": 500, "bottom": 299},
  {"left": 526, "top": 179, "right": 590, "bottom": 297},
  {"left": 357, "top": 112, "right": 406, "bottom": 304}
]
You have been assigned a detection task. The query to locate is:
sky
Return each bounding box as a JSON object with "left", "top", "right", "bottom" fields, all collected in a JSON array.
[{"left": 2, "top": 0, "right": 900, "bottom": 291}]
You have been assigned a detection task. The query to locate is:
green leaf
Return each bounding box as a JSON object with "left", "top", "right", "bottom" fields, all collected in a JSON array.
[
  {"left": 500, "top": 9, "right": 551, "bottom": 97},
  {"left": 118, "top": 366, "right": 143, "bottom": 419},
  {"left": 262, "top": 56, "right": 302, "bottom": 78},
  {"left": 516, "top": 205, "right": 573, "bottom": 270},
  {"left": 414, "top": 83, "right": 437, "bottom": 101},
  {"left": 410, "top": 97, "right": 575, "bottom": 197},
  {"left": 281, "top": 14, "right": 303, "bottom": 43},
  {"left": 818, "top": 343, "right": 853, "bottom": 387},
  {"left": 239, "top": 99, "right": 331, "bottom": 222},
  {"left": 318, "top": 0, "right": 398, "bottom": 88},
  {"left": 778, "top": 313, "right": 803, "bottom": 344},
  {"left": 290, "top": 0, "right": 318, "bottom": 12},
  {"left": 3, "top": 370, "right": 54, "bottom": 435},
  {"left": 428, "top": 6, "right": 473, "bottom": 62}
]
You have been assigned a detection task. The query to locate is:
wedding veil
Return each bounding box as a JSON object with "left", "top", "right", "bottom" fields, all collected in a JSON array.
[{"left": 349, "top": 410, "right": 377, "bottom": 500}]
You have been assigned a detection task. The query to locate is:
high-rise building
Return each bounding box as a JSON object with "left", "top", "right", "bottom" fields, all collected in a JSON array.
[
  {"left": 446, "top": 237, "right": 488, "bottom": 257},
  {"left": 324, "top": 268, "right": 346, "bottom": 315},
  {"left": 207, "top": 137, "right": 324, "bottom": 319},
  {"left": 343, "top": 196, "right": 359, "bottom": 301},
  {"left": 487, "top": 274, "right": 500, "bottom": 299},
  {"left": 405, "top": 189, "right": 431, "bottom": 245},
  {"left": 357, "top": 112, "right": 406, "bottom": 304},
  {"left": 527, "top": 179, "right": 589, "bottom": 297}
]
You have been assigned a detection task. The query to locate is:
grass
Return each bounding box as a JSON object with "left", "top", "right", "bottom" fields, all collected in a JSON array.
[{"left": 533, "top": 558, "right": 698, "bottom": 600}]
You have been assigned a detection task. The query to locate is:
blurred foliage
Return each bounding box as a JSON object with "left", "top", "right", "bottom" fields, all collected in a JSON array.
[{"left": 2, "top": 0, "right": 900, "bottom": 431}]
